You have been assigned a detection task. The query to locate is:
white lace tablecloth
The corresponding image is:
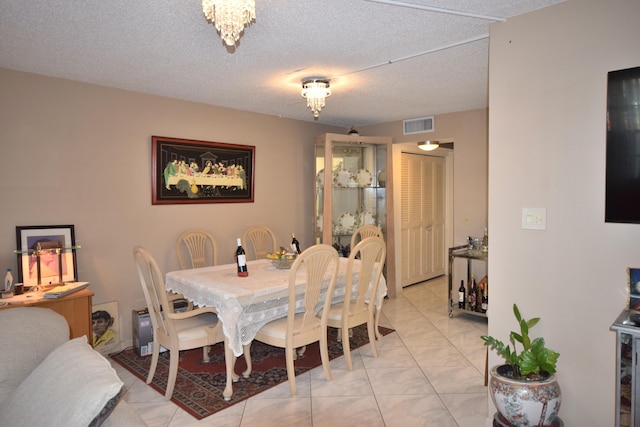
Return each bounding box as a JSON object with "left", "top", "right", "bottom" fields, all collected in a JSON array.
[{"left": 165, "top": 258, "right": 387, "bottom": 356}]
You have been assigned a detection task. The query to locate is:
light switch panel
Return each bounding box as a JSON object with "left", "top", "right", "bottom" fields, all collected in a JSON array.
[{"left": 522, "top": 207, "right": 546, "bottom": 230}]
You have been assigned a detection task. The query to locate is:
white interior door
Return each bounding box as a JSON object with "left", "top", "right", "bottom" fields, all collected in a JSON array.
[{"left": 401, "top": 152, "right": 445, "bottom": 287}]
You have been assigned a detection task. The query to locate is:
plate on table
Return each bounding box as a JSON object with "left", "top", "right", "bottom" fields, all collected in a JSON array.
[
  {"left": 357, "top": 211, "right": 375, "bottom": 227},
  {"left": 337, "top": 212, "right": 356, "bottom": 233},
  {"left": 355, "top": 169, "right": 373, "bottom": 187},
  {"left": 333, "top": 169, "right": 353, "bottom": 187}
]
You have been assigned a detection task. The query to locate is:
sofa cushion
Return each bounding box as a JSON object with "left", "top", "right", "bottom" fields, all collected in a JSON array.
[
  {"left": 0, "top": 307, "right": 69, "bottom": 404},
  {"left": 0, "top": 336, "right": 124, "bottom": 427}
]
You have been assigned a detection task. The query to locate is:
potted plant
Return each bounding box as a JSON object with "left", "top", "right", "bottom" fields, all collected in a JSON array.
[{"left": 481, "top": 304, "right": 561, "bottom": 427}]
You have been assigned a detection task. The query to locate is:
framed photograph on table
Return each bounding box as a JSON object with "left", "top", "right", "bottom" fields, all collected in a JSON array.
[
  {"left": 15, "top": 225, "right": 78, "bottom": 286},
  {"left": 628, "top": 267, "right": 640, "bottom": 312},
  {"left": 151, "top": 135, "right": 255, "bottom": 205}
]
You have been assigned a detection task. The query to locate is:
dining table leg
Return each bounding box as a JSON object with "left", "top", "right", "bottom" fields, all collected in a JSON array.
[
  {"left": 223, "top": 337, "right": 235, "bottom": 401},
  {"left": 242, "top": 343, "right": 252, "bottom": 377},
  {"left": 223, "top": 338, "right": 253, "bottom": 401}
]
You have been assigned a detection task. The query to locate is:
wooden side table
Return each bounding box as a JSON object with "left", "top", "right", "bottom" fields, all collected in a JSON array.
[{"left": 0, "top": 289, "right": 94, "bottom": 344}]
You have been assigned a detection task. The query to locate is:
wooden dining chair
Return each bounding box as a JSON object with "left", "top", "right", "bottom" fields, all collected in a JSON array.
[
  {"left": 241, "top": 225, "right": 277, "bottom": 260},
  {"left": 251, "top": 244, "right": 339, "bottom": 396},
  {"left": 133, "top": 246, "right": 225, "bottom": 400},
  {"left": 349, "top": 225, "right": 385, "bottom": 338},
  {"left": 326, "top": 236, "right": 386, "bottom": 370},
  {"left": 176, "top": 229, "right": 219, "bottom": 269},
  {"left": 349, "top": 224, "right": 383, "bottom": 250},
  {"left": 172, "top": 229, "right": 218, "bottom": 311}
]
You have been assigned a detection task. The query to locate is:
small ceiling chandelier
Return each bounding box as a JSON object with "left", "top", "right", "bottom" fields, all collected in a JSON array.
[
  {"left": 301, "top": 79, "right": 331, "bottom": 119},
  {"left": 202, "top": 0, "right": 256, "bottom": 47}
]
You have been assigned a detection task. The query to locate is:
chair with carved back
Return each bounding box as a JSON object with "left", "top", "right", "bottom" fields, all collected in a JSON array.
[
  {"left": 176, "top": 229, "right": 219, "bottom": 269},
  {"left": 241, "top": 225, "right": 277, "bottom": 260},
  {"left": 172, "top": 229, "right": 221, "bottom": 310},
  {"left": 133, "top": 246, "right": 222, "bottom": 400},
  {"left": 133, "top": 246, "right": 251, "bottom": 400},
  {"left": 326, "top": 236, "right": 386, "bottom": 370},
  {"left": 349, "top": 225, "right": 385, "bottom": 339},
  {"left": 349, "top": 224, "right": 383, "bottom": 250},
  {"left": 251, "top": 244, "right": 339, "bottom": 396}
]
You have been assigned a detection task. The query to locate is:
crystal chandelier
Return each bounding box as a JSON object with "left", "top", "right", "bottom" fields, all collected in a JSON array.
[
  {"left": 301, "top": 79, "right": 331, "bottom": 119},
  {"left": 202, "top": 0, "right": 255, "bottom": 46}
]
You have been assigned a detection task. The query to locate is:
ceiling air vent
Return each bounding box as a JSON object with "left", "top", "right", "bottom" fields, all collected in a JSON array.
[{"left": 403, "top": 116, "right": 434, "bottom": 135}]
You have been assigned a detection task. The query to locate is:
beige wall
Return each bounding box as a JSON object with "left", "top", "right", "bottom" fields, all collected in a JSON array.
[
  {"left": 364, "top": 108, "right": 488, "bottom": 244},
  {"left": 0, "top": 68, "right": 341, "bottom": 345},
  {"left": 0, "top": 67, "right": 489, "bottom": 348},
  {"left": 364, "top": 109, "right": 488, "bottom": 288},
  {"left": 488, "top": 0, "right": 640, "bottom": 424},
  {"left": 2, "top": 1, "right": 634, "bottom": 422}
]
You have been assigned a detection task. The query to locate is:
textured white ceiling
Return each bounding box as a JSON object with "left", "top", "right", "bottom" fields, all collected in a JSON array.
[{"left": 0, "top": 0, "right": 564, "bottom": 128}]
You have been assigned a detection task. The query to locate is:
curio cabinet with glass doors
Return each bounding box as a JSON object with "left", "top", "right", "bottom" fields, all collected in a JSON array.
[{"left": 314, "top": 133, "right": 395, "bottom": 296}]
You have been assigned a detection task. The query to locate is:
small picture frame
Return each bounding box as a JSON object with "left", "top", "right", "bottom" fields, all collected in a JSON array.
[
  {"left": 15, "top": 225, "right": 78, "bottom": 286},
  {"left": 92, "top": 301, "right": 121, "bottom": 356},
  {"left": 628, "top": 268, "right": 640, "bottom": 311}
]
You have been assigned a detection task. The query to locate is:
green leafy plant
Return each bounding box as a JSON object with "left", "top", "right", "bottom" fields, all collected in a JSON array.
[{"left": 481, "top": 303, "right": 560, "bottom": 380}]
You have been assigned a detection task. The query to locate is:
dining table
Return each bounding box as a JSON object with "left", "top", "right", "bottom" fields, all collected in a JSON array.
[{"left": 165, "top": 257, "right": 387, "bottom": 401}]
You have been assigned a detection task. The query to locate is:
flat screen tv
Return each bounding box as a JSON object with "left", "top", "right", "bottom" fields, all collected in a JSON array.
[{"left": 605, "top": 66, "right": 640, "bottom": 223}]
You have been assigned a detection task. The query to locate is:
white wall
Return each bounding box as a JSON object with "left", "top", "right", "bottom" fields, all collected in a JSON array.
[{"left": 488, "top": 0, "right": 640, "bottom": 424}]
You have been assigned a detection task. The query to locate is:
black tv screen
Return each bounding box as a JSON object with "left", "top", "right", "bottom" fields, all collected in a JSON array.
[{"left": 605, "top": 66, "right": 640, "bottom": 223}]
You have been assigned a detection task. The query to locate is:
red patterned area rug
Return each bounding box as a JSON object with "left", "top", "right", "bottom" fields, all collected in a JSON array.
[{"left": 111, "top": 324, "right": 394, "bottom": 420}]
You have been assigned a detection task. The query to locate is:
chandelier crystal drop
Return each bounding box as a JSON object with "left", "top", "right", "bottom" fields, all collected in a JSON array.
[
  {"left": 301, "top": 79, "right": 331, "bottom": 119},
  {"left": 202, "top": 0, "right": 255, "bottom": 46}
]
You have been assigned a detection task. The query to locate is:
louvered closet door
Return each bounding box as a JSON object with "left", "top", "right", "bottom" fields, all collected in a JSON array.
[{"left": 401, "top": 153, "right": 445, "bottom": 287}]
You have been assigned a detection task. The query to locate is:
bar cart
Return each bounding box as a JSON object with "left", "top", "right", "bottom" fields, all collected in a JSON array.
[{"left": 448, "top": 244, "right": 488, "bottom": 318}]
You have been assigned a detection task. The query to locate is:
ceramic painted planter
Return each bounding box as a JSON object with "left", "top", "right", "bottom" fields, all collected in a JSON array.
[{"left": 489, "top": 365, "right": 561, "bottom": 427}]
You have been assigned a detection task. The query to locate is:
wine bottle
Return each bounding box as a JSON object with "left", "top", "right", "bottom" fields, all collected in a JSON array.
[
  {"left": 291, "top": 233, "right": 301, "bottom": 254},
  {"left": 481, "top": 281, "right": 488, "bottom": 313},
  {"left": 482, "top": 227, "right": 489, "bottom": 252},
  {"left": 235, "top": 238, "right": 248, "bottom": 277},
  {"left": 473, "top": 274, "right": 480, "bottom": 312},
  {"left": 468, "top": 274, "right": 477, "bottom": 311},
  {"left": 458, "top": 280, "right": 466, "bottom": 309}
]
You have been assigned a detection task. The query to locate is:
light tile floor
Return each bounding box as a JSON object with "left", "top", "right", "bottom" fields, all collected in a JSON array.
[{"left": 110, "top": 276, "right": 490, "bottom": 426}]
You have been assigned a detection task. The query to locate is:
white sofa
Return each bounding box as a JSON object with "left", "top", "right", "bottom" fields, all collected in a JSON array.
[{"left": 0, "top": 307, "right": 146, "bottom": 427}]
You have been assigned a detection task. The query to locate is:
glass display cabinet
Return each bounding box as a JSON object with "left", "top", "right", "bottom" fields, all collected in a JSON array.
[
  {"left": 611, "top": 310, "right": 640, "bottom": 427},
  {"left": 314, "top": 133, "right": 395, "bottom": 294}
]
